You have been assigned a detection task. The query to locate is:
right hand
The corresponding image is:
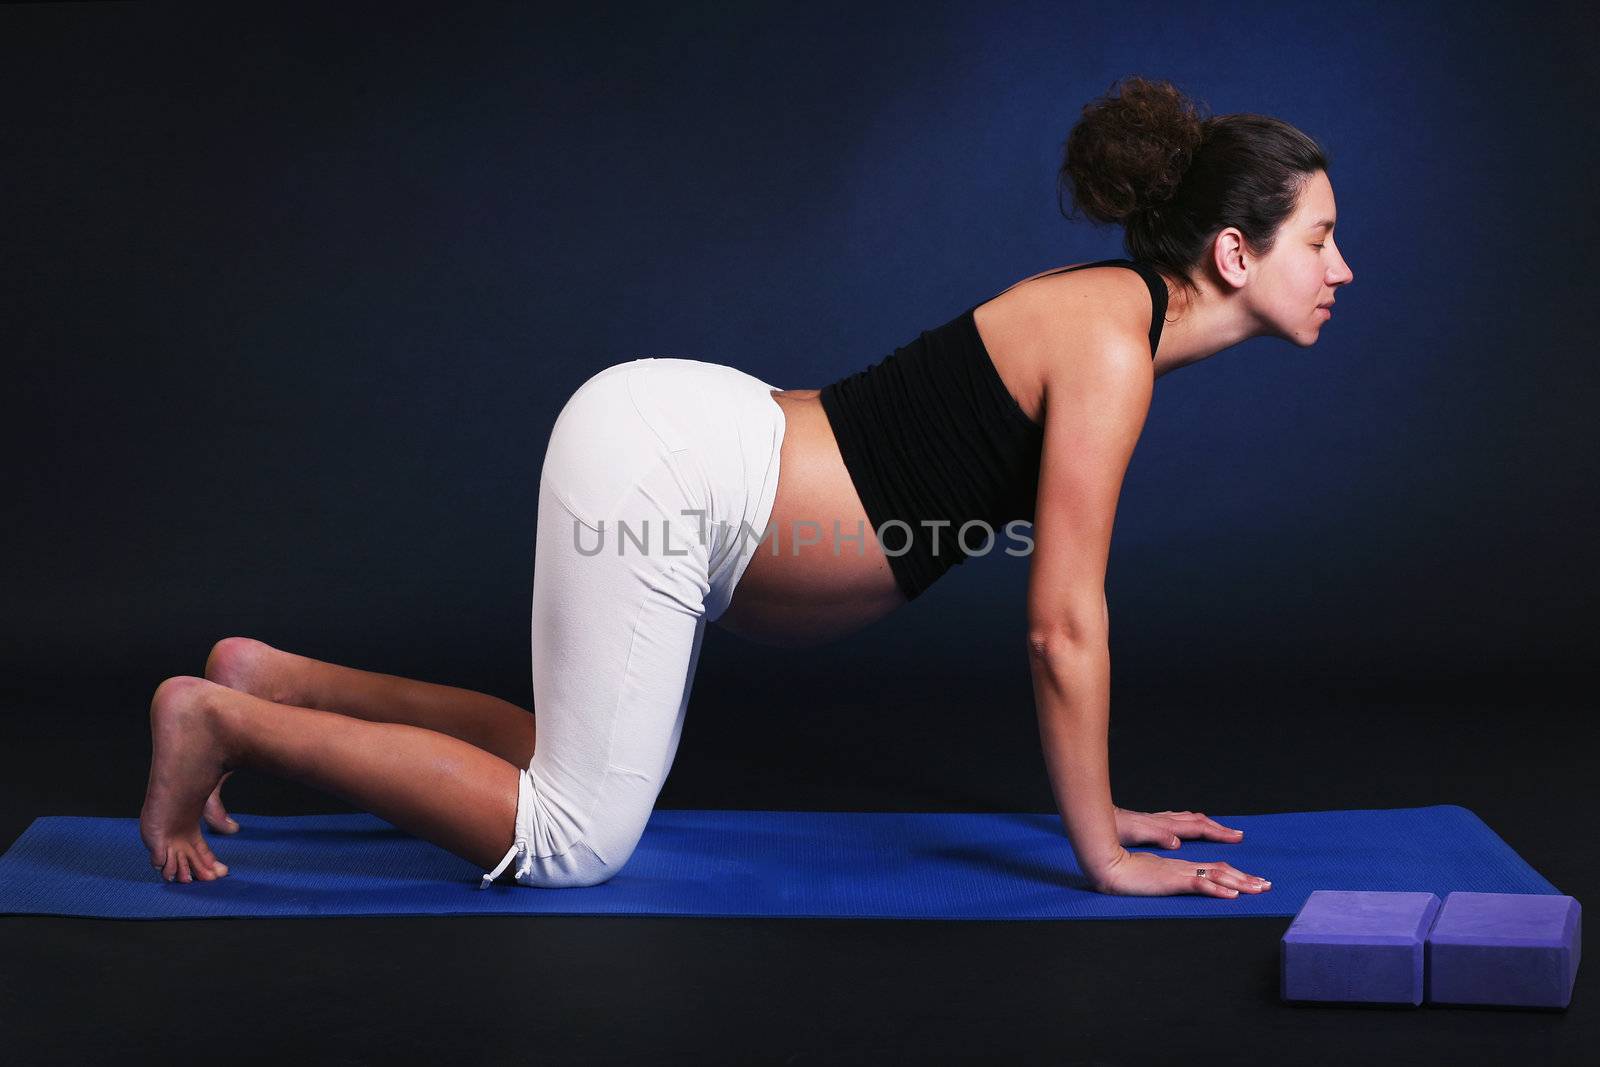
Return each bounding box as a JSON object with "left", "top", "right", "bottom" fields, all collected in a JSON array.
[{"left": 1091, "top": 850, "right": 1272, "bottom": 898}]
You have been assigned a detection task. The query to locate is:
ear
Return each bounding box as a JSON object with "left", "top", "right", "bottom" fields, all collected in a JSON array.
[{"left": 1211, "top": 228, "right": 1249, "bottom": 290}]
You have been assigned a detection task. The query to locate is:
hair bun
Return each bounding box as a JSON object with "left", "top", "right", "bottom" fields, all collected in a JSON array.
[{"left": 1059, "top": 75, "right": 1209, "bottom": 226}]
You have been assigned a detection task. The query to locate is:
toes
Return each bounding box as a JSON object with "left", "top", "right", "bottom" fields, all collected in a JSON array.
[
  {"left": 203, "top": 783, "right": 240, "bottom": 833},
  {"left": 159, "top": 844, "right": 230, "bottom": 883},
  {"left": 195, "top": 838, "right": 228, "bottom": 877},
  {"left": 203, "top": 809, "right": 240, "bottom": 834}
]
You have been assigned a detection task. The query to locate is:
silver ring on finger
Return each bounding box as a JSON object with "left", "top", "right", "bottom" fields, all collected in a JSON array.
[{"left": 1195, "top": 868, "right": 1209, "bottom": 878}]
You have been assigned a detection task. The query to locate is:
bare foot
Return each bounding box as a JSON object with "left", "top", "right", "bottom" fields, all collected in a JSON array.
[
  {"left": 200, "top": 637, "right": 300, "bottom": 834},
  {"left": 139, "top": 675, "right": 239, "bottom": 883}
]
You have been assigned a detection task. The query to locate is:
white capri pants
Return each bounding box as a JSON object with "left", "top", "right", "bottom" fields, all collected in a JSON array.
[{"left": 479, "top": 357, "right": 786, "bottom": 888}]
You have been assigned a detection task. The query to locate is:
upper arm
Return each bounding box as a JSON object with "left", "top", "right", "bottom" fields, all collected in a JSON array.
[{"left": 1025, "top": 328, "right": 1153, "bottom": 649}]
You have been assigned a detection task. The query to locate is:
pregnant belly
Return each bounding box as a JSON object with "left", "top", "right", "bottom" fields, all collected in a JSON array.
[{"left": 714, "top": 390, "right": 906, "bottom": 646}]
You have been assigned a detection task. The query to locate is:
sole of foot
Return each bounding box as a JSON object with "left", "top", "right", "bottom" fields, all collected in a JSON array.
[{"left": 139, "top": 675, "right": 237, "bottom": 883}]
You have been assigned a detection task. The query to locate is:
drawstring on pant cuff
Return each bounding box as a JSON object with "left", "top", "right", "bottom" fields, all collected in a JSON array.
[{"left": 479, "top": 839, "right": 529, "bottom": 889}]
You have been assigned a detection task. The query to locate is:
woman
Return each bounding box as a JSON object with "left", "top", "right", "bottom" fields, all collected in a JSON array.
[{"left": 140, "top": 76, "right": 1351, "bottom": 898}]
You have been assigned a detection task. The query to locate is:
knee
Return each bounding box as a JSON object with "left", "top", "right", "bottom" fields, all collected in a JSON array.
[
  {"left": 512, "top": 764, "right": 656, "bottom": 889},
  {"left": 515, "top": 839, "right": 626, "bottom": 889},
  {"left": 509, "top": 769, "right": 635, "bottom": 888}
]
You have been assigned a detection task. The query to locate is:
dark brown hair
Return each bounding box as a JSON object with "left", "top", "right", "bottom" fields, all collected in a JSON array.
[{"left": 1058, "top": 75, "right": 1331, "bottom": 306}]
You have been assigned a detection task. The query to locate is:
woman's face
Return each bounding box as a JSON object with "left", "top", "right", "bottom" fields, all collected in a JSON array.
[{"left": 1252, "top": 169, "right": 1353, "bottom": 345}]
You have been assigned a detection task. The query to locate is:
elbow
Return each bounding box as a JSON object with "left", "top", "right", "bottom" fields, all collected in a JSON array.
[{"left": 1027, "top": 621, "right": 1109, "bottom": 666}]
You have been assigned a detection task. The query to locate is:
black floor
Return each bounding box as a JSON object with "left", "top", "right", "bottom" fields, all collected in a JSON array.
[{"left": 1, "top": 662, "right": 1592, "bottom": 1066}]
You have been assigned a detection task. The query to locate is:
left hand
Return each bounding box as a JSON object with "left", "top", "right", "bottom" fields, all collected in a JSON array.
[{"left": 1113, "top": 806, "right": 1245, "bottom": 850}]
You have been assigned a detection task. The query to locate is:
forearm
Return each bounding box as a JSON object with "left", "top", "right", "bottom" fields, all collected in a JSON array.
[{"left": 1030, "top": 639, "right": 1125, "bottom": 884}]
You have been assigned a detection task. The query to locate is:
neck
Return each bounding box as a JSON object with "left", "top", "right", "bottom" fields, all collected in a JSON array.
[{"left": 1149, "top": 271, "right": 1260, "bottom": 378}]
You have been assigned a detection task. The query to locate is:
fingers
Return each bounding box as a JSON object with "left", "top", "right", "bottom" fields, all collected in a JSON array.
[
  {"left": 1098, "top": 852, "right": 1271, "bottom": 899},
  {"left": 1161, "top": 811, "right": 1246, "bottom": 842},
  {"left": 1193, "top": 861, "right": 1271, "bottom": 895},
  {"left": 1197, "top": 813, "right": 1245, "bottom": 840},
  {"left": 1193, "top": 873, "right": 1240, "bottom": 898}
]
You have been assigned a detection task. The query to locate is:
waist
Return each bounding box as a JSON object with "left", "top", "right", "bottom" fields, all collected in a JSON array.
[{"left": 818, "top": 378, "right": 1041, "bottom": 600}]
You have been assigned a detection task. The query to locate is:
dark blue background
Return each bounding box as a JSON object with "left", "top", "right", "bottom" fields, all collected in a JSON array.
[
  {"left": 5, "top": 2, "right": 1595, "bottom": 818},
  {"left": 5, "top": 6, "right": 1599, "bottom": 1063}
]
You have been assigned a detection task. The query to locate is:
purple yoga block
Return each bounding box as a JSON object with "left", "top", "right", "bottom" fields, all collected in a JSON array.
[
  {"left": 1281, "top": 890, "right": 1441, "bottom": 1005},
  {"left": 1426, "top": 892, "right": 1581, "bottom": 1008}
]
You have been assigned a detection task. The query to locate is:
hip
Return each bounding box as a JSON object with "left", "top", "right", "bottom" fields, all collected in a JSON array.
[{"left": 541, "top": 357, "right": 788, "bottom": 620}]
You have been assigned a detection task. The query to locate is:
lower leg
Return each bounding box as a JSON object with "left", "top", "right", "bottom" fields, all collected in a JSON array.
[
  {"left": 205, "top": 637, "right": 536, "bottom": 767},
  {"left": 200, "top": 638, "right": 536, "bottom": 834},
  {"left": 140, "top": 675, "right": 521, "bottom": 884}
]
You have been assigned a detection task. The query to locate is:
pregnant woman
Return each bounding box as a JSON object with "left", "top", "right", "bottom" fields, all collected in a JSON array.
[{"left": 140, "top": 75, "right": 1351, "bottom": 897}]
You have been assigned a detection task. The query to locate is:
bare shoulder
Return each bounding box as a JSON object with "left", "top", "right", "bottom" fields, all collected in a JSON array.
[
  {"left": 1037, "top": 275, "right": 1154, "bottom": 427},
  {"left": 972, "top": 262, "right": 1152, "bottom": 425},
  {"left": 1034, "top": 264, "right": 1153, "bottom": 340}
]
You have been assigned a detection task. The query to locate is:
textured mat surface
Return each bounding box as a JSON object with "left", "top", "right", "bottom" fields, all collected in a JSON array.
[{"left": 0, "top": 804, "right": 1561, "bottom": 920}]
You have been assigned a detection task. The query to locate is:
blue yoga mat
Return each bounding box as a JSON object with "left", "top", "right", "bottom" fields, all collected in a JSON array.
[{"left": 0, "top": 804, "right": 1560, "bottom": 921}]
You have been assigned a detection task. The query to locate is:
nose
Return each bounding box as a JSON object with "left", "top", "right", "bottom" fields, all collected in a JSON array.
[{"left": 1330, "top": 250, "right": 1353, "bottom": 288}]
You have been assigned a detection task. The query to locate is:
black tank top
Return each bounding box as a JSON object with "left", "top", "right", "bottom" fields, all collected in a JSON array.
[{"left": 818, "top": 258, "right": 1168, "bottom": 601}]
